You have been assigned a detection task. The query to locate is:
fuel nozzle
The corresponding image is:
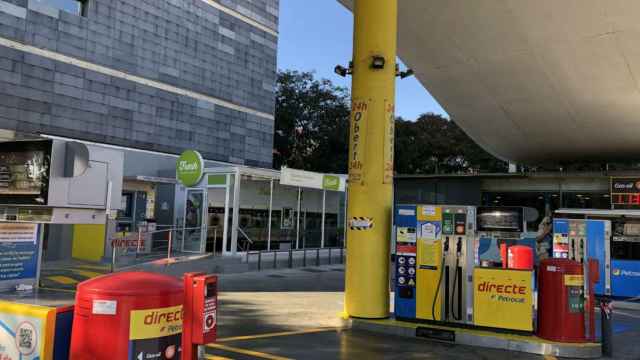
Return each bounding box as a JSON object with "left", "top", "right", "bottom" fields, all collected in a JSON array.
[
  {"left": 456, "top": 237, "right": 463, "bottom": 256},
  {"left": 444, "top": 237, "right": 450, "bottom": 253}
]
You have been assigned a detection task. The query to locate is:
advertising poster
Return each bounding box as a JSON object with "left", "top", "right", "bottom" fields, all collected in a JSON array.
[
  {"left": 396, "top": 227, "right": 416, "bottom": 243},
  {"left": 348, "top": 100, "right": 369, "bottom": 184},
  {"left": 473, "top": 268, "right": 534, "bottom": 331},
  {"left": 129, "top": 305, "right": 183, "bottom": 360},
  {"left": 419, "top": 221, "right": 441, "bottom": 240},
  {"left": 0, "top": 224, "right": 39, "bottom": 289},
  {"left": 0, "top": 302, "right": 55, "bottom": 360},
  {"left": 383, "top": 101, "right": 395, "bottom": 184}
]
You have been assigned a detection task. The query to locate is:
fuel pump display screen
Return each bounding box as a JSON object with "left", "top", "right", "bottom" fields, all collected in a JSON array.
[
  {"left": 454, "top": 214, "right": 466, "bottom": 235},
  {"left": 206, "top": 282, "right": 216, "bottom": 298},
  {"left": 477, "top": 207, "right": 523, "bottom": 232}
]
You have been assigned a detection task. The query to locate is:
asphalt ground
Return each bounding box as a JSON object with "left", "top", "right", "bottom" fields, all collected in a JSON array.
[
  {"left": 207, "top": 266, "right": 640, "bottom": 360},
  {"left": 26, "top": 262, "right": 640, "bottom": 359}
]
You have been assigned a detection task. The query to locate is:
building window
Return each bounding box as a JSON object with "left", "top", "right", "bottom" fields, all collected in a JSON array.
[{"left": 35, "top": 0, "right": 87, "bottom": 16}]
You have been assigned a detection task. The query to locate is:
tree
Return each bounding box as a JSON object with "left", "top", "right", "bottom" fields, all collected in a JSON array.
[
  {"left": 394, "top": 113, "right": 507, "bottom": 174},
  {"left": 274, "top": 70, "right": 506, "bottom": 175},
  {"left": 274, "top": 70, "right": 350, "bottom": 173}
]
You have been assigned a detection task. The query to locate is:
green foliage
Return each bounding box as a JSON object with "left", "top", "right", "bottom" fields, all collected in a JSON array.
[
  {"left": 274, "top": 70, "right": 507, "bottom": 175},
  {"left": 394, "top": 114, "right": 507, "bottom": 174},
  {"left": 274, "top": 70, "right": 350, "bottom": 173}
]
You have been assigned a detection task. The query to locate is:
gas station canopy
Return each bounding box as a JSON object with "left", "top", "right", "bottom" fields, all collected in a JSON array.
[{"left": 340, "top": 1, "right": 640, "bottom": 163}]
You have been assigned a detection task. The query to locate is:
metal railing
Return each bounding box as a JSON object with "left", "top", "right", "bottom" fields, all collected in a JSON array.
[
  {"left": 238, "top": 227, "right": 254, "bottom": 252},
  {"left": 110, "top": 225, "right": 202, "bottom": 272},
  {"left": 245, "top": 246, "right": 345, "bottom": 271}
]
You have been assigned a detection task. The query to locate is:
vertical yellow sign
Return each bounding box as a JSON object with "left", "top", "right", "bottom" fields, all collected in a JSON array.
[
  {"left": 383, "top": 100, "right": 395, "bottom": 184},
  {"left": 349, "top": 100, "right": 369, "bottom": 184}
]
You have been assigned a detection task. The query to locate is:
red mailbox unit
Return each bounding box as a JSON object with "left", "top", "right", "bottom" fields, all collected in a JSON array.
[
  {"left": 70, "top": 272, "right": 184, "bottom": 360},
  {"left": 537, "top": 258, "right": 598, "bottom": 342},
  {"left": 182, "top": 272, "right": 218, "bottom": 360}
]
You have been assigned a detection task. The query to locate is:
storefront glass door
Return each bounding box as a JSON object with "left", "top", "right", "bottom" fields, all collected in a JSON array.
[{"left": 182, "top": 189, "right": 206, "bottom": 253}]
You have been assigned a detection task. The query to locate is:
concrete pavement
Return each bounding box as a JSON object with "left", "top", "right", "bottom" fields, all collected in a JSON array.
[
  {"left": 29, "top": 262, "right": 640, "bottom": 359},
  {"left": 207, "top": 265, "right": 640, "bottom": 360}
]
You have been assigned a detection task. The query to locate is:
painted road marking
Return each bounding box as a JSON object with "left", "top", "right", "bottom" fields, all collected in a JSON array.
[
  {"left": 216, "top": 327, "right": 342, "bottom": 342},
  {"left": 47, "top": 276, "right": 78, "bottom": 285},
  {"left": 544, "top": 356, "right": 558, "bottom": 360},
  {"left": 204, "top": 356, "right": 234, "bottom": 360},
  {"left": 76, "top": 264, "right": 110, "bottom": 271},
  {"left": 39, "top": 287, "right": 77, "bottom": 293},
  {"left": 72, "top": 269, "right": 104, "bottom": 279},
  {"left": 206, "top": 344, "right": 291, "bottom": 360}
]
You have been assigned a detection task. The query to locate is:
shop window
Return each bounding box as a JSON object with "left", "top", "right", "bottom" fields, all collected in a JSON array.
[
  {"left": 36, "top": 0, "right": 87, "bottom": 16},
  {"left": 482, "top": 192, "right": 560, "bottom": 229},
  {"left": 561, "top": 193, "right": 610, "bottom": 210},
  {"left": 118, "top": 192, "right": 133, "bottom": 219}
]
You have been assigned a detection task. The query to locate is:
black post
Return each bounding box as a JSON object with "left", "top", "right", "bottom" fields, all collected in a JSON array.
[
  {"left": 258, "top": 251, "right": 262, "bottom": 271},
  {"left": 601, "top": 297, "right": 613, "bottom": 357},
  {"left": 288, "top": 249, "right": 293, "bottom": 268},
  {"left": 273, "top": 251, "right": 277, "bottom": 269}
]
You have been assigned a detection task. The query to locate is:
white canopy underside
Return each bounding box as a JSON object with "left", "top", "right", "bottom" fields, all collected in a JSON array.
[{"left": 339, "top": 1, "right": 640, "bottom": 163}]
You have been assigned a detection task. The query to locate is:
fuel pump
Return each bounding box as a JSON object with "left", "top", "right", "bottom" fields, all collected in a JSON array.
[
  {"left": 439, "top": 207, "right": 475, "bottom": 324},
  {"left": 431, "top": 236, "right": 448, "bottom": 321},
  {"left": 394, "top": 204, "right": 474, "bottom": 325},
  {"left": 568, "top": 221, "right": 586, "bottom": 263},
  {"left": 451, "top": 235, "right": 463, "bottom": 321}
]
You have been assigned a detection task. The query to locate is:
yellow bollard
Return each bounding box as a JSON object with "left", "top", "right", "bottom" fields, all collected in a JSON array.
[{"left": 345, "top": 0, "right": 398, "bottom": 318}]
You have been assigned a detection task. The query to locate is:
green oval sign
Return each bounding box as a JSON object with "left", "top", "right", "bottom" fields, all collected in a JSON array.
[{"left": 176, "top": 150, "right": 204, "bottom": 187}]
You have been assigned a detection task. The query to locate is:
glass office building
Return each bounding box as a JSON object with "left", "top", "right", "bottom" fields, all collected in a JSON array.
[
  {"left": 0, "top": 0, "right": 279, "bottom": 262},
  {"left": 0, "top": 0, "right": 278, "bottom": 167}
]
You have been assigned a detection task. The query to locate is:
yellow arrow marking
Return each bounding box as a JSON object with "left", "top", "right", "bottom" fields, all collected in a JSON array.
[
  {"left": 47, "top": 276, "right": 78, "bottom": 285},
  {"left": 72, "top": 269, "right": 104, "bottom": 279},
  {"left": 216, "top": 327, "right": 341, "bottom": 342},
  {"left": 206, "top": 344, "right": 291, "bottom": 360}
]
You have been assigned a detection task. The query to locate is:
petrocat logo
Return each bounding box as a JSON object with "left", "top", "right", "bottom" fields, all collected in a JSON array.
[
  {"left": 477, "top": 281, "right": 527, "bottom": 303},
  {"left": 613, "top": 269, "right": 640, "bottom": 277}
]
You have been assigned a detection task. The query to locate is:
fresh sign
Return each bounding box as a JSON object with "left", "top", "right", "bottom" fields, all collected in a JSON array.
[
  {"left": 322, "top": 175, "right": 340, "bottom": 191},
  {"left": 176, "top": 150, "right": 204, "bottom": 187},
  {"left": 280, "top": 167, "right": 346, "bottom": 192}
]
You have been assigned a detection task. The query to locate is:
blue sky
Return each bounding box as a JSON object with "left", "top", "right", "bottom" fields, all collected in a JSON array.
[{"left": 276, "top": 0, "right": 448, "bottom": 120}]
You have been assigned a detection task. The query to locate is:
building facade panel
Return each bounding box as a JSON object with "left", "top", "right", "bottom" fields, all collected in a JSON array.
[{"left": 0, "top": 0, "right": 277, "bottom": 167}]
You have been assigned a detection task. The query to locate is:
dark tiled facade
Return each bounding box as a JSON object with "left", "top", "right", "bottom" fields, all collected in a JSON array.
[{"left": 0, "top": 0, "right": 278, "bottom": 167}]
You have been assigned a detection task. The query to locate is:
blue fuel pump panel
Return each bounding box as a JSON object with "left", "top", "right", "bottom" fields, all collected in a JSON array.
[
  {"left": 394, "top": 205, "right": 417, "bottom": 319},
  {"left": 552, "top": 219, "right": 570, "bottom": 258},
  {"left": 586, "top": 220, "right": 609, "bottom": 295},
  {"left": 553, "top": 218, "right": 610, "bottom": 296}
]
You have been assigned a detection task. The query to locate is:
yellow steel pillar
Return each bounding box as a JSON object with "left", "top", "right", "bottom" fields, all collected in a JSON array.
[{"left": 345, "top": 0, "right": 398, "bottom": 318}]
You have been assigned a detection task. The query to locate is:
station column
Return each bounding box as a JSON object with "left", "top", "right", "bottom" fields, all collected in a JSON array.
[{"left": 345, "top": 0, "right": 398, "bottom": 318}]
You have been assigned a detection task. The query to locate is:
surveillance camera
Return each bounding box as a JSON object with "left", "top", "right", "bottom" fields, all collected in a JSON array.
[
  {"left": 400, "top": 68, "right": 415, "bottom": 79},
  {"left": 334, "top": 65, "right": 348, "bottom": 77},
  {"left": 371, "top": 55, "right": 386, "bottom": 70}
]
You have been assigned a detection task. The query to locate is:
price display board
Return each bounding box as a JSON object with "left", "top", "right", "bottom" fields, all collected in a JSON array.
[{"left": 611, "top": 177, "right": 640, "bottom": 209}]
